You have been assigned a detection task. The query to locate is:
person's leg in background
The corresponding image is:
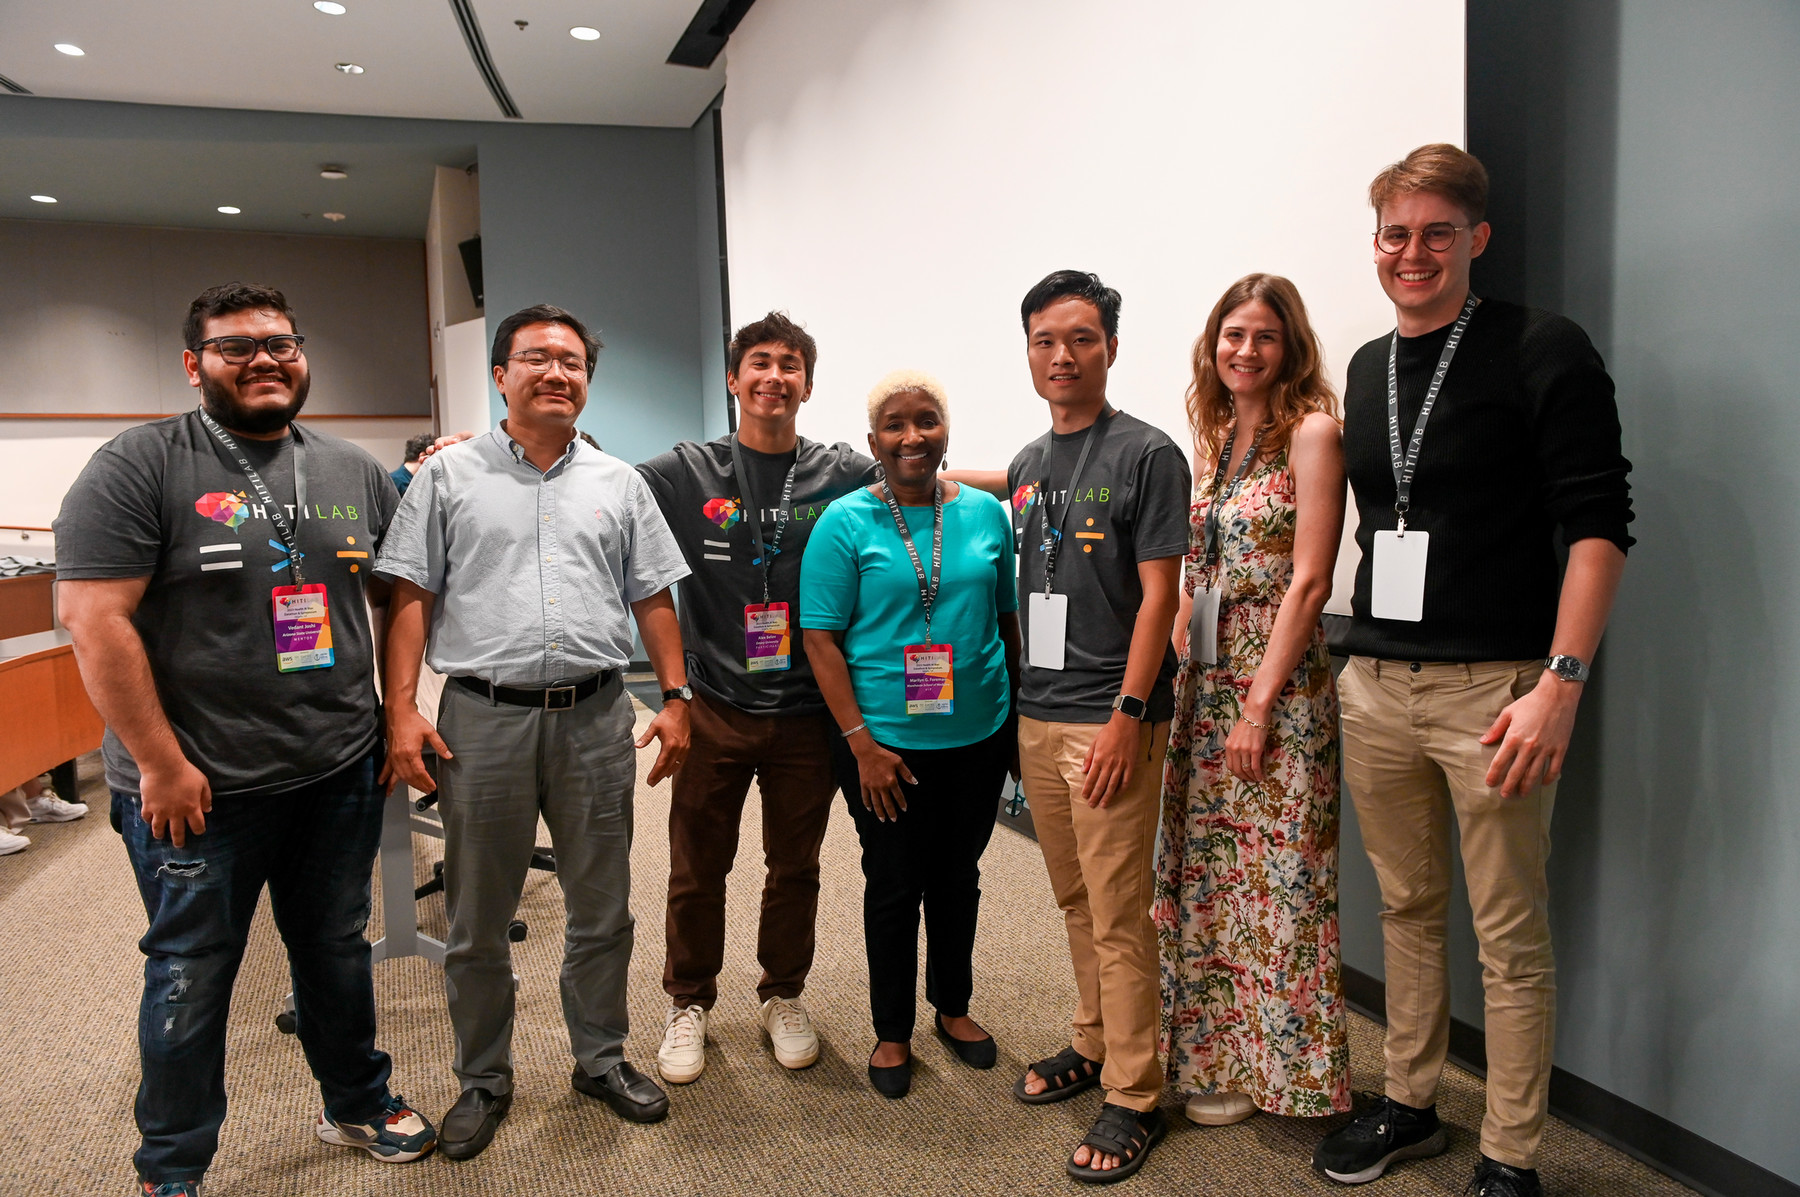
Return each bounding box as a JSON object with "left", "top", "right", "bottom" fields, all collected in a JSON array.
[
  {"left": 0, "top": 782, "right": 30, "bottom": 854},
  {"left": 115, "top": 791, "right": 270, "bottom": 1187}
]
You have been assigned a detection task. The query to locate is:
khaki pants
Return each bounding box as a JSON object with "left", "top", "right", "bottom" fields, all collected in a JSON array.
[
  {"left": 1019, "top": 716, "right": 1169, "bottom": 1112},
  {"left": 1339, "top": 657, "right": 1558, "bottom": 1169}
]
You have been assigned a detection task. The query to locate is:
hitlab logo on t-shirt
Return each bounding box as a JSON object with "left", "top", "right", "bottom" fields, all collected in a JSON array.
[
  {"left": 694, "top": 493, "right": 838, "bottom": 560},
  {"left": 191, "top": 488, "right": 377, "bottom": 576}
]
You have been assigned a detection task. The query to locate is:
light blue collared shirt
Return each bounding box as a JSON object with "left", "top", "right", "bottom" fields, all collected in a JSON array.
[{"left": 374, "top": 426, "right": 690, "bottom": 686}]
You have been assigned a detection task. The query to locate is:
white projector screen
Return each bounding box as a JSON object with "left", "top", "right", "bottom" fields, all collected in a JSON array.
[{"left": 721, "top": 0, "right": 1466, "bottom": 606}]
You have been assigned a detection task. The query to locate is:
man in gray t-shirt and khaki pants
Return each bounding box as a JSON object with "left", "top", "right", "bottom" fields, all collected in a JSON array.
[{"left": 378, "top": 305, "right": 693, "bottom": 1161}]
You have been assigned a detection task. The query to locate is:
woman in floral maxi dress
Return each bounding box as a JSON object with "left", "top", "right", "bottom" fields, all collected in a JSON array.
[{"left": 1154, "top": 273, "right": 1351, "bottom": 1127}]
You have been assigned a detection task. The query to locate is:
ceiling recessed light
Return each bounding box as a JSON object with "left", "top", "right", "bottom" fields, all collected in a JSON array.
[
  {"left": 569, "top": 26, "right": 600, "bottom": 40},
  {"left": 31, "top": 195, "right": 58, "bottom": 203},
  {"left": 314, "top": 1, "right": 347, "bottom": 13},
  {"left": 320, "top": 166, "right": 349, "bottom": 180},
  {"left": 323, "top": 212, "right": 347, "bottom": 222},
  {"left": 334, "top": 61, "right": 364, "bottom": 74},
  {"left": 54, "top": 43, "right": 85, "bottom": 56},
  {"left": 217, "top": 206, "right": 242, "bottom": 215}
]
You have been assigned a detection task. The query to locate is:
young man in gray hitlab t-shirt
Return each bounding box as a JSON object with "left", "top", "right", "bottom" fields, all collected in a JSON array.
[{"left": 55, "top": 282, "right": 435, "bottom": 1195}]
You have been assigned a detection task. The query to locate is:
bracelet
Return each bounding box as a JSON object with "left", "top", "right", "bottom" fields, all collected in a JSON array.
[
  {"left": 1241, "top": 714, "right": 1269, "bottom": 730},
  {"left": 840, "top": 722, "right": 867, "bottom": 739}
]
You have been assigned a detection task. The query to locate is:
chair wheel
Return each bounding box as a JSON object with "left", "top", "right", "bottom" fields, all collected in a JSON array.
[
  {"left": 508, "top": 919, "right": 528, "bottom": 942},
  {"left": 275, "top": 1011, "right": 298, "bottom": 1035}
]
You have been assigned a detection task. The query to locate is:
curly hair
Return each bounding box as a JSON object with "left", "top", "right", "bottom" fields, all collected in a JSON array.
[
  {"left": 865, "top": 369, "right": 949, "bottom": 429},
  {"left": 1186, "top": 273, "right": 1338, "bottom": 463}
]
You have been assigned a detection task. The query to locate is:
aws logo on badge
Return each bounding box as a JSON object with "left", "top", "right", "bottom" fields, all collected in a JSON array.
[{"left": 703, "top": 497, "right": 743, "bottom": 531}]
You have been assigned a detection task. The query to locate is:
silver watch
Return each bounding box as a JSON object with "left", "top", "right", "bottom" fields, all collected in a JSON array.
[{"left": 1545, "top": 655, "right": 1590, "bottom": 683}]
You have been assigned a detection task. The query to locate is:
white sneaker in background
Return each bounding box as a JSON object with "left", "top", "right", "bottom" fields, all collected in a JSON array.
[
  {"left": 0, "top": 827, "right": 29, "bottom": 856},
  {"left": 657, "top": 1005, "right": 708, "bottom": 1084},
  {"left": 760, "top": 996, "right": 820, "bottom": 1070},
  {"left": 1184, "top": 1091, "right": 1258, "bottom": 1126},
  {"left": 27, "top": 793, "right": 88, "bottom": 823}
]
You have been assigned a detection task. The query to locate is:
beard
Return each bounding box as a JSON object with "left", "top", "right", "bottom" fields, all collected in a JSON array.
[{"left": 199, "top": 368, "right": 310, "bottom": 436}]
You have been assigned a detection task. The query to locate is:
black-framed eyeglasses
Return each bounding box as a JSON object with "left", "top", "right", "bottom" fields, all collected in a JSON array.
[
  {"left": 197, "top": 334, "right": 306, "bottom": 363},
  {"left": 1374, "top": 223, "right": 1467, "bottom": 254},
  {"left": 506, "top": 349, "right": 590, "bottom": 376}
]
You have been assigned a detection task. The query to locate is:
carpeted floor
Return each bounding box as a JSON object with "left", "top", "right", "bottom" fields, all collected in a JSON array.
[{"left": 1, "top": 704, "right": 1695, "bottom": 1196}]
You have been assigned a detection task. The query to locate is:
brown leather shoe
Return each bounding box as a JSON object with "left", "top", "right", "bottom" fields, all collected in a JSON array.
[{"left": 438, "top": 1087, "right": 511, "bottom": 1160}]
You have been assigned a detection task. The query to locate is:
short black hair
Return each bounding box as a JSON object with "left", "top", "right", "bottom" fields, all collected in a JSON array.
[
  {"left": 183, "top": 282, "right": 300, "bottom": 354},
  {"left": 403, "top": 433, "right": 434, "bottom": 461},
  {"left": 490, "top": 304, "right": 603, "bottom": 379},
  {"left": 1019, "top": 270, "right": 1122, "bottom": 339},
  {"left": 728, "top": 311, "right": 818, "bottom": 385}
]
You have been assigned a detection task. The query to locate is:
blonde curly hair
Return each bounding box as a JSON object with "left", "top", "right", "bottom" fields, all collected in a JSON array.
[{"left": 865, "top": 369, "right": 950, "bottom": 429}]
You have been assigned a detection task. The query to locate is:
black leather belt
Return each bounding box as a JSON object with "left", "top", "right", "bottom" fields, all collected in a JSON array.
[{"left": 452, "top": 671, "right": 614, "bottom": 710}]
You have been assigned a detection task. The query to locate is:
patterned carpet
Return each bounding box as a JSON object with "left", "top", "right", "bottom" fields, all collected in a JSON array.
[{"left": 0, "top": 706, "right": 1696, "bottom": 1196}]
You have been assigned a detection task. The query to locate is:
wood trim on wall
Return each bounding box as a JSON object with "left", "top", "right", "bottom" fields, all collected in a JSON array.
[{"left": 0, "top": 412, "right": 431, "bottom": 421}]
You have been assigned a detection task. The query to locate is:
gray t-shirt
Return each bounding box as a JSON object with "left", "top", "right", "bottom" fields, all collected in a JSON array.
[
  {"left": 637, "top": 435, "right": 877, "bottom": 715},
  {"left": 1006, "top": 409, "right": 1191, "bottom": 723},
  {"left": 54, "top": 411, "right": 401, "bottom": 796}
]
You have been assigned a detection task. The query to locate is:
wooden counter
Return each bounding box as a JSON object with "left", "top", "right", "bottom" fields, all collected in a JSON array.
[
  {"left": 0, "top": 631, "right": 104, "bottom": 797},
  {"left": 0, "top": 573, "right": 55, "bottom": 640}
]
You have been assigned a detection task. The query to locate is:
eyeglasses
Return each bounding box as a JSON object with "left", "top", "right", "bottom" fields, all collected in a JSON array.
[
  {"left": 506, "top": 349, "right": 590, "bottom": 376},
  {"left": 1375, "top": 223, "right": 1468, "bottom": 254},
  {"left": 198, "top": 334, "right": 306, "bottom": 363}
]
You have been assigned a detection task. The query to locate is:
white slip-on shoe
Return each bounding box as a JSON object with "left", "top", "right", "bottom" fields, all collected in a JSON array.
[
  {"left": 657, "top": 1005, "right": 707, "bottom": 1084},
  {"left": 760, "top": 996, "right": 820, "bottom": 1070},
  {"left": 0, "top": 827, "right": 28, "bottom": 856},
  {"left": 27, "top": 794, "right": 88, "bottom": 823},
  {"left": 1184, "top": 1091, "right": 1258, "bottom": 1126}
]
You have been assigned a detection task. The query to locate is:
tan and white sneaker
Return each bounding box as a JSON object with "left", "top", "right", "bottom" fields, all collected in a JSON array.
[
  {"left": 1184, "top": 1091, "right": 1257, "bottom": 1126},
  {"left": 657, "top": 1005, "right": 708, "bottom": 1084},
  {"left": 759, "top": 996, "right": 820, "bottom": 1070},
  {"left": 0, "top": 826, "right": 28, "bottom": 856}
]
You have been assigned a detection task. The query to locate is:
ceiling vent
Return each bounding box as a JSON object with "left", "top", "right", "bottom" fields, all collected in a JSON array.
[
  {"left": 447, "top": 0, "right": 522, "bottom": 119},
  {"left": 0, "top": 74, "right": 33, "bottom": 95}
]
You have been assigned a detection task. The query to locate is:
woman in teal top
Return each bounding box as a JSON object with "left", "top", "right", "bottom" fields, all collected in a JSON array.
[{"left": 801, "top": 370, "right": 1020, "bottom": 1099}]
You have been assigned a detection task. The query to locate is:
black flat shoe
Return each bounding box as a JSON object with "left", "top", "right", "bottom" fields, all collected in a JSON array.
[
  {"left": 438, "top": 1087, "right": 511, "bottom": 1161},
  {"left": 934, "top": 1013, "right": 998, "bottom": 1070},
  {"left": 572, "top": 1062, "right": 670, "bottom": 1123},
  {"left": 868, "top": 1046, "right": 912, "bottom": 1099}
]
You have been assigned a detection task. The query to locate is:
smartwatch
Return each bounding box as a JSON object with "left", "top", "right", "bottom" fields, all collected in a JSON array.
[
  {"left": 1111, "top": 693, "right": 1148, "bottom": 721},
  {"left": 662, "top": 684, "right": 695, "bottom": 704},
  {"left": 1545, "top": 655, "right": 1590, "bottom": 683}
]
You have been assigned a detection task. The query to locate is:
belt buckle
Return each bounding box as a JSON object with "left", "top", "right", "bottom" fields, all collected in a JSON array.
[{"left": 543, "top": 684, "right": 577, "bottom": 711}]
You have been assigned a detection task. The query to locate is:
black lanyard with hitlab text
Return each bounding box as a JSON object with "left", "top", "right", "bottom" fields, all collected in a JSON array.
[
  {"left": 878, "top": 480, "right": 944, "bottom": 645},
  {"left": 198, "top": 406, "right": 308, "bottom": 585},
  {"left": 1200, "top": 421, "right": 1267, "bottom": 570},
  {"left": 729, "top": 435, "right": 799, "bottom": 605},
  {"left": 1036, "top": 408, "right": 1112, "bottom": 595},
  {"left": 1386, "top": 292, "right": 1478, "bottom": 533}
]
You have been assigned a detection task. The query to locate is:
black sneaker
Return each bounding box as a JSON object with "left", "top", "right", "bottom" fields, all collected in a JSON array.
[
  {"left": 1312, "top": 1095, "right": 1449, "bottom": 1184},
  {"left": 1465, "top": 1155, "right": 1543, "bottom": 1197}
]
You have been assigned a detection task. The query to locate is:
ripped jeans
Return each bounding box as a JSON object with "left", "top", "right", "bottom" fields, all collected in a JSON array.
[{"left": 112, "top": 748, "right": 393, "bottom": 1184}]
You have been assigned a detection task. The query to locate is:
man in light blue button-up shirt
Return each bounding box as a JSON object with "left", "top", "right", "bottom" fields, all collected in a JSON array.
[{"left": 376, "top": 305, "right": 692, "bottom": 1157}]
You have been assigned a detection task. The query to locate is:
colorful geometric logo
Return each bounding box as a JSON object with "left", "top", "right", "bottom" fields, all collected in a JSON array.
[
  {"left": 703, "top": 496, "right": 743, "bottom": 531},
  {"left": 1011, "top": 482, "right": 1040, "bottom": 515},
  {"left": 195, "top": 491, "right": 249, "bottom": 529}
]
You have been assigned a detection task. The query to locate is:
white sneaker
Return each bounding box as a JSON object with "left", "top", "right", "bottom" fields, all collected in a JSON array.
[
  {"left": 27, "top": 793, "right": 87, "bottom": 823},
  {"left": 657, "top": 1005, "right": 708, "bottom": 1084},
  {"left": 0, "top": 827, "right": 29, "bottom": 856},
  {"left": 759, "top": 996, "right": 820, "bottom": 1070},
  {"left": 1184, "top": 1091, "right": 1258, "bottom": 1126}
]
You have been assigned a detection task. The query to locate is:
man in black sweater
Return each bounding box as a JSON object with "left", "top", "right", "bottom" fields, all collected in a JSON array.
[{"left": 1311, "top": 146, "right": 1632, "bottom": 1197}]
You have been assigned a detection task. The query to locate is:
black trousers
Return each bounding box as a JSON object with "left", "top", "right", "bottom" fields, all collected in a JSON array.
[{"left": 831, "top": 722, "right": 1010, "bottom": 1043}]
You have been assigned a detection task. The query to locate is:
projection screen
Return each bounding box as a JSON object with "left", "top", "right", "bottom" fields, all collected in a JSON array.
[{"left": 720, "top": 0, "right": 1466, "bottom": 607}]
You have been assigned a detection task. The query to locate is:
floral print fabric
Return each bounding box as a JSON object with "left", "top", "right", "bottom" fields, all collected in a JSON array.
[{"left": 1153, "top": 447, "right": 1350, "bottom": 1116}]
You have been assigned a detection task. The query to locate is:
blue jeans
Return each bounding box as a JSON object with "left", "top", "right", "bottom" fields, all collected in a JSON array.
[{"left": 114, "top": 747, "right": 394, "bottom": 1184}]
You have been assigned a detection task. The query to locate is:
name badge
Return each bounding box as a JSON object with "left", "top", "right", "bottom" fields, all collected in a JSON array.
[
  {"left": 1371, "top": 530, "right": 1430, "bottom": 622},
  {"left": 272, "top": 583, "right": 335, "bottom": 672},
  {"left": 903, "top": 643, "right": 954, "bottom": 715},
  {"left": 744, "top": 602, "right": 791, "bottom": 672},
  {"left": 1027, "top": 592, "right": 1068, "bottom": 670},
  {"left": 1189, "top": 585, "right": 1222, "bottom": 665}
]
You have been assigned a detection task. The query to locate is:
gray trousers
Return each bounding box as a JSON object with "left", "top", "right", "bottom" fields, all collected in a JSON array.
[{"left": 436, "top": 675, "right": 638, "bottom": 1094}]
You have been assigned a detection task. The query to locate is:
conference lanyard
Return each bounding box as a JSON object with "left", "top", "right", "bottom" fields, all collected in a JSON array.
[
  {"left": 1036, "top": 408, "right": 1112, "bottom": 595},
  {"left": 198, "top": 406, "right": 309, "bottom": 586},
  {"left": 1386, "top": 292, "right": 1478, "bottom": 533},
  {"left": 728, "top": 435, "right": 799, "bottom": 605},
  {"left": 878, "top": 480, "right": 944, "bottom": 646},
  {"left": 1200, "top": 421, "right": 1267, "bottom": 570}
]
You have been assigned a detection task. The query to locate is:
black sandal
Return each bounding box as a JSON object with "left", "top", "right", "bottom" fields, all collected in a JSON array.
[
  {"left": 1066, "top": 1103, "right": 1166, "bottom": 1185},
  {"left": 1012, "top": 1045, "right": 1102, "bottom": 1104}
]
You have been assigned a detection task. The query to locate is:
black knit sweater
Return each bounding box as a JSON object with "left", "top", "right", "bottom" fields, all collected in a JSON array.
[{"left": 1340, "top": 297, "right": 1634, "bottom": 661}]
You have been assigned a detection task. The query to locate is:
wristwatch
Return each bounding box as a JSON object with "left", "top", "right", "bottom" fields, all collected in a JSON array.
[
  {"left": 1545, "top": 655, "right": 1590, "bottom": 683},
  {"left": 662, "top": 684, "right": 694, "bottom": 704},
  {"left": 1112, "top": 693, "right": 1148, "bottom": 721}
]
